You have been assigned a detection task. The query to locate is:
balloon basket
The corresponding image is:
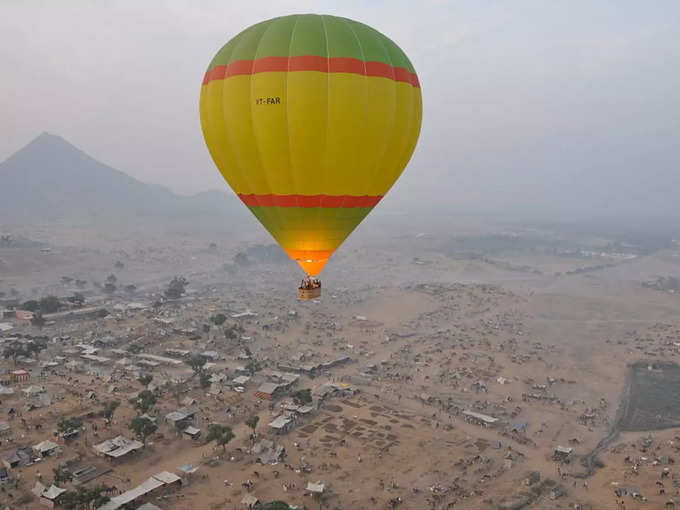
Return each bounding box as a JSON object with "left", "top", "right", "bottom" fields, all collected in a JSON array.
[{"left": 298, "top": 286, "right": 321, "bottom": 300}]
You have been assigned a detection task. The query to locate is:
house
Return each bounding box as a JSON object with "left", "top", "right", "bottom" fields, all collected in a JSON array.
[
  {"left": 462, "top": 410, "right": 499, "bottom": 427},
  {"left": 33, "top": 482, "right": 67, "bottom": 508},
  {"left": 98, "top": 471, "right": 181, "bottom": 510},
  {"left": 2, "top": 447, "right": 31, "bottom": 468},
  {"left": 165, "top": 408, "right": 195, "bottom": 429},
  {"left": 312, "top": 383, "right": 358, "bottom": 402},
  {"left": 177, "top": 464, "right": 199, "bottom": 476},
  {"left": 255, "top": 382, "right": 282, "bottom": 400},
  {"left": 232, "top": 375, "right": 251, "bottom": 386},
  {"left": 553, "top": 446, "right": 573, "bottom": 462},
  {"left": 0, "top": 387, "right": 14, "bottom": 396},
  {"left": 268, "top": 415, "right": 295, "bottom": 434},
  {"left": 14, "top": 310, "right": 34, "bottom": 321},
  {"left": 266, "top": 371, "right": 299, "bottom": 388},
  {"left": 306, "top": 481, "right": 327, "bottom": 494},
  {"left": 23, "top": 385, "right": 45, "bottom": 396},
  {"left": 0, "top": 422, "right": 10, "bottom": 436},
  {"left": 183, "top": 426, "right": 201, "bottom": 440},
  {"left": 33, "top": 440, "right": 61, "bottom": 457},
  {"left": 93, "top": 436, "right": 144, "bottom": 460}
]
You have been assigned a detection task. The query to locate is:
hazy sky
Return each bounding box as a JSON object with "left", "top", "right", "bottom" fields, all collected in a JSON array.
[{"left": 1, "top": 1, "right": 678, "bottom": 222}]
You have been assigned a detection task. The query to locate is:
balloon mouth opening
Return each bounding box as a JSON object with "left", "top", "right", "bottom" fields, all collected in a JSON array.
[{"left": 294, "top": 258, "right": 329, "bottom": 277}]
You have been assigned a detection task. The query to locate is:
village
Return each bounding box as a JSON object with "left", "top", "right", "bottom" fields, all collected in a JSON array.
[{"left": 2, "top": 226, "right": 680, "bottom": 510}]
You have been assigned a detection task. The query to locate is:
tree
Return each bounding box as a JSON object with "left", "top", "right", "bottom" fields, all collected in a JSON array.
[
  {"left": 138, "top": 374, "right": 153, "bottom": 386},
  {"left": 211, "top": 313, "right": 227, "bottom": 326},
  {"left": 206, "top": 424, "right": 235, "bottom": 452},
  {"left": 225, "top": 323, "right": 245, "bottom": 340},
  {"left": 96, "top": 309, "right": 109, "bottom": 318},
  {"left": 68, "top": 292, "right": 85, "bottom": 307},
  {"left": 100, "top": 401, "right": 120, "bottom": 422},
  {"left": 57, "top": 417, "right": 83, "bottom": 436},
  {"left": 171, "top": 380, "right": 187, "bottom": 405},
  {"left": 261, "top": 502, "right": 291, "bottom": 510},
  {"left": 61, "top": 276, "right": 74, "bottom": 284},
  {"left": 127, "top": 343, "right": 142, "bottom": 354},
  {"left": 75, "top": 279, "right": 87, "bottom": 289},
  {"left": 199, "top": 371, "right": 211, "bottom": 389},
  {"left": 60, "top": 485, "right": 111, "bottom": 510},
  {"left": 129, "top": 416, "right": 157, "bottom": 446},
  {"left": 246, "top": 415, "right": 259, "bottom": 434},
  {"left": 3, "top": 341, "right": 23, "bottom": 365},
  {"left": 39, "top": 295, "right": 60, "bottom": 313},
  {"left": 124, "top": 284, "right": 137, "bottom": 294},
  {"left": 186, "top": 354, "right": 207, "bottom": 375},
  {"left": 130, "top": 390, "right": 156, "bottom": 414},
  {"left": 2, "top": 340, "right": 45, "bottom": 365},
  {"left": 25, "top": 339, "right": 46, "bottom": 359},
  {"left": 53, "top": 466, "right": 73, "bottom": 484},
  {"left": 234, "top": 252, "right": 250, "bottom": 266},
  {"left": 22, "top": 299, "right": 40, "bottom": 312},
  {"left": 106, "top": 274, "right": 117, "bottom": 284},
  {"left": 114, "top": 261, "right": 124, "bottom": 270},
  {"left": 103, "top": 283, "right": 116, "bottom": 294},
  {"left": 245, "top": 359, "right": 262, "bottom": 376},
  {"left": 31, "top": 311, "right": 46, "bottom": 329},
  {"left": 292, "top": 389, "right": 312, "bottom": 406},
  {"left": 165, "top": 276, "right": 188, "bottom": 299}
]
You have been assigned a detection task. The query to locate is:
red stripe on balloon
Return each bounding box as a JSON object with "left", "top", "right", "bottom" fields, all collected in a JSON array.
[
  {"left": 238, "top": 194, "right": 383, "bottom": 208},
  {"left": 203, "top": 56, "right": 419, "bottom": 88}
]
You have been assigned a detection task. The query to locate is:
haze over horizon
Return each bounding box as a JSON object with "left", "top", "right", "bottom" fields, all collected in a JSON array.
[{"left": 1, "top": 1, "right": 679, "bottom": 225}]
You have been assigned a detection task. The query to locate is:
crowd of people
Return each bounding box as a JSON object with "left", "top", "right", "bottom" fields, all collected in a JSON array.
[{"left": 299, "top": 276, "right": 321, "bottom": 290}]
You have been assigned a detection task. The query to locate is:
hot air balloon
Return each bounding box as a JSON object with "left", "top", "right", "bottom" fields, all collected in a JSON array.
[{"left": 200, "top": 14, "right": 422, "bottom": 298}]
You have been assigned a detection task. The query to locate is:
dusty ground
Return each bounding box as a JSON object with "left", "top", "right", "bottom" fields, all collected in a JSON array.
[{"left": 2, "top": 222, "right": 680, "bottom": 509}]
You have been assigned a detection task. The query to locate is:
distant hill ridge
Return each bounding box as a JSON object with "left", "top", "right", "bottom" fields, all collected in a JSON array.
[{"left": 0, "top": 132, "right": 246, "bottom": 224}]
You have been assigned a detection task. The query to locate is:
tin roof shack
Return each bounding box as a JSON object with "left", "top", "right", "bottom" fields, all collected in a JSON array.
[
  {"left": 306, "top": 481, "right": 328, "bottom": 494},
  {"left": 256, "top": 382, "right": 284, "bottom": 400},
  {"left": 33, "top": 440, "right": 61, "bottom": 458},
  {"left": 183, "top": 426, "right": 201, "bottom": 440},
  {"left": 266, "top": 371, "right": 299, "bottom": 389},
  {"left": 553, "top": 446, "right": 573, "bottom": 463},
  {"left": 32, "top": 481, "right": 67, "bottom": 508},
  {"left": 93, "top": 436, "right": 144, "bottom": 461},
  {"left": 165, "top": 408, "right": 196, "bottom": 430},
  {"left": 99, "top": 471, "right": 181, "bottom": 510},
  {"left": 268, "top": 415, "right": 295, "bottom": 435},
  {"left": 232, "top": 375, "right": 251, "bottom": 387},
  {"left": 462, "top": 410, "right": 499, "bottom": 428},
  {"left": 312, "top": 383, "right": 359, "bottom": 405},
  {"left": 23, "top": 385, "right": 45, "bottom": 396},
  {"left": 2, "top": 447, "right": 32, "bottom": 469}
]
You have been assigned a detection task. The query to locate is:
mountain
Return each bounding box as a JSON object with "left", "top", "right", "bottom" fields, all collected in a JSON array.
[{"left": 0, "top": 132, "right": 248, "bottom": 225}]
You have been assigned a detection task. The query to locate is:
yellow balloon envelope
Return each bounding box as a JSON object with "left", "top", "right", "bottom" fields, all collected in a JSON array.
[{"left": 200, "top": 14, "right": 422, "bottom": 275}]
